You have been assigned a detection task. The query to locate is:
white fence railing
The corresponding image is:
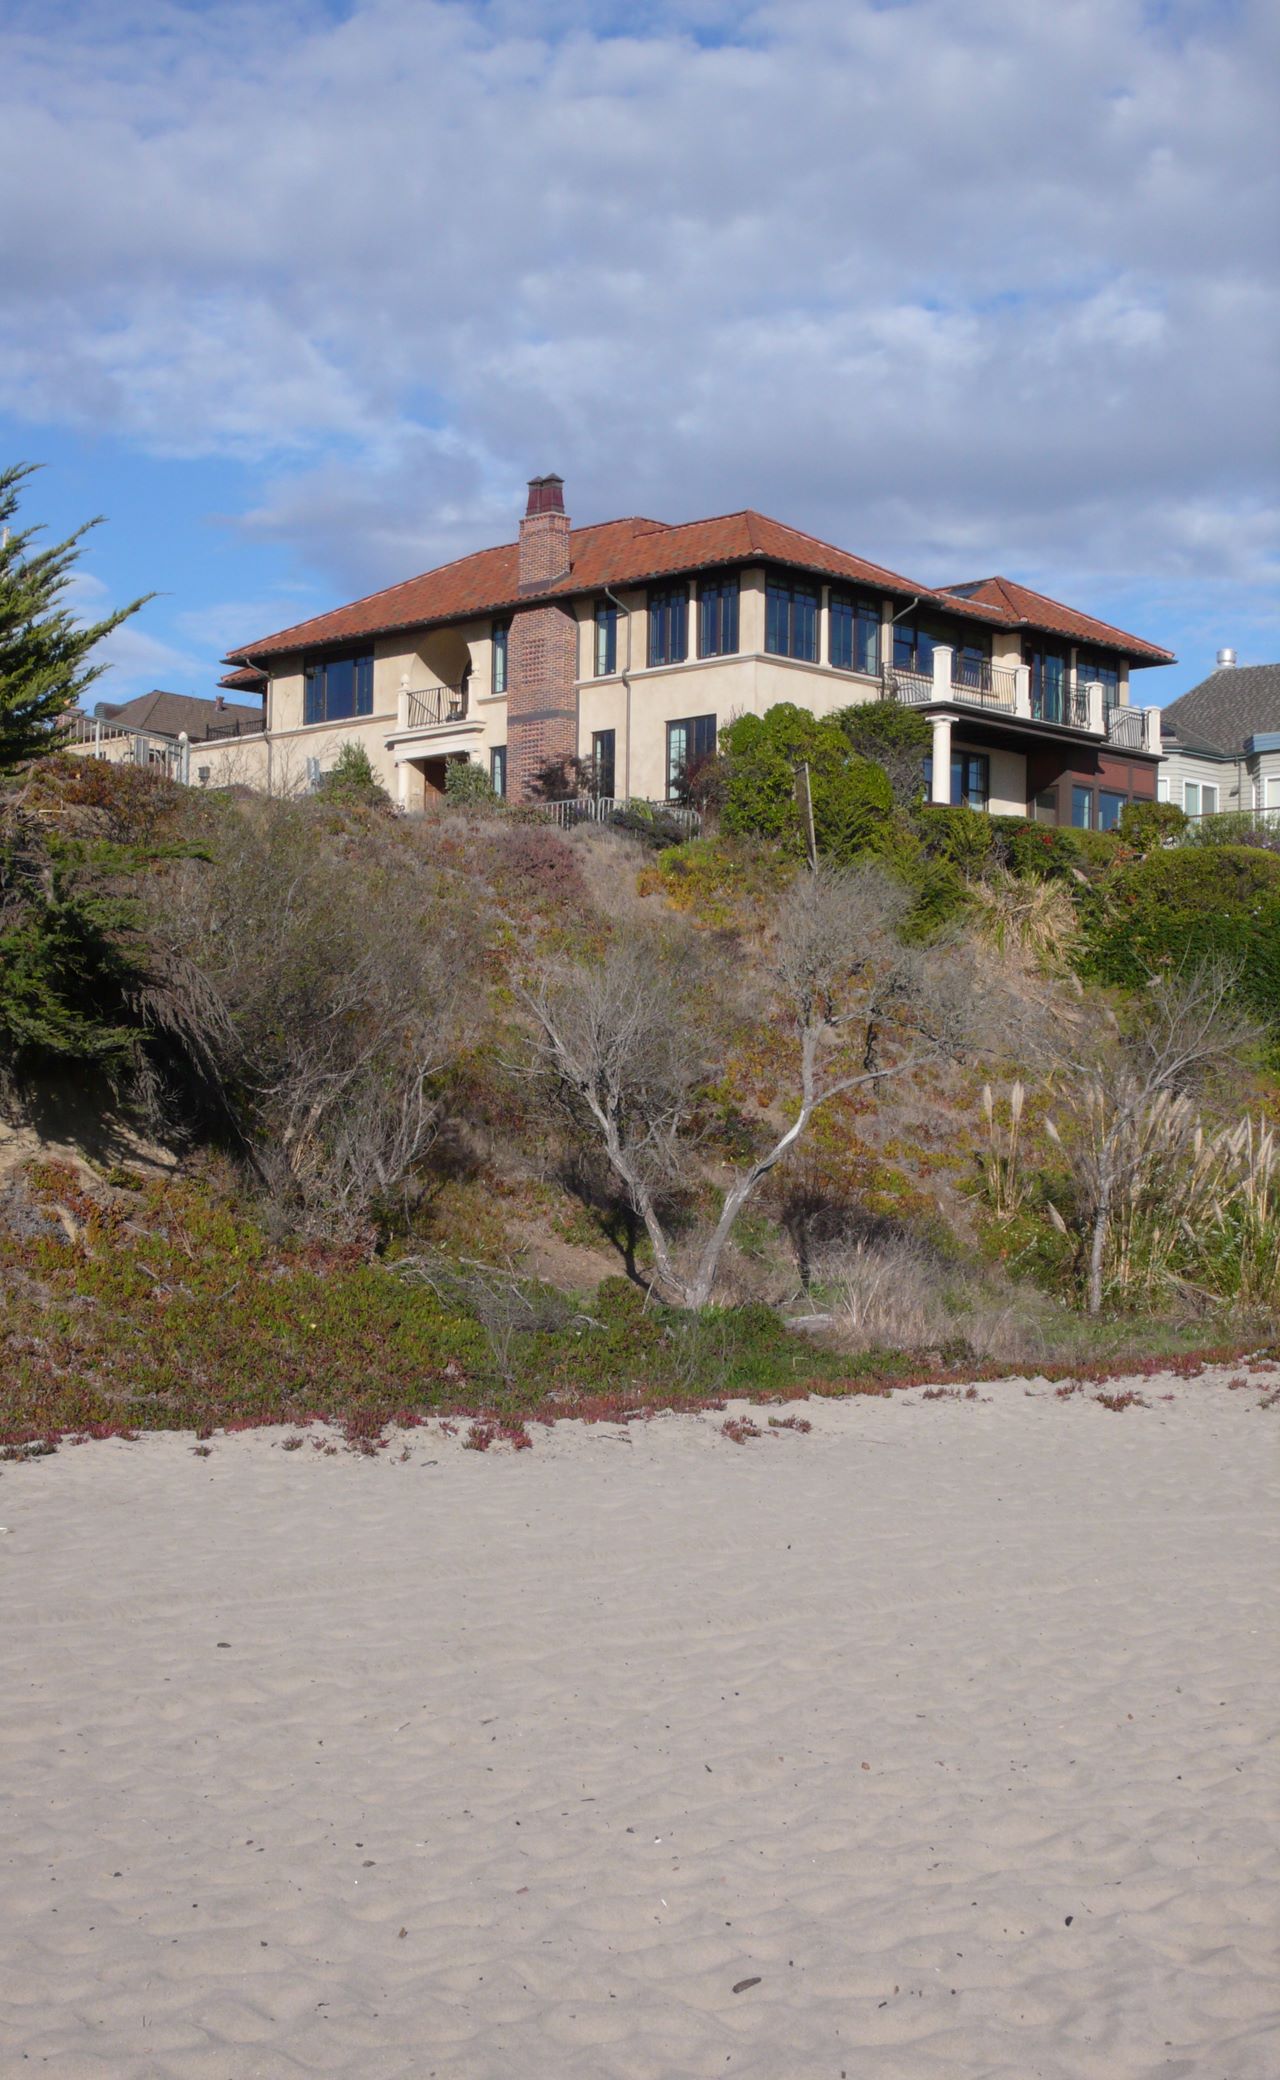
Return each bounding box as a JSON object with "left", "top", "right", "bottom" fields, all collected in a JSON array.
[
  {"left": 540, "top": 796, "right": 702, "bottom": 835},
  {"left": 65, "top": 713, "right": 188, "bottom": 779}
]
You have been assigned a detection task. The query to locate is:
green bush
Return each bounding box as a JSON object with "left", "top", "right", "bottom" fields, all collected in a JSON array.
[
  {"left": 316, "top": 741, "right": 391, "bottom": 806},
  {"left": 444, "top": 757, "right": 496, "bottom": 804},
  {"left": 1118, "top": 799, "right": 1187, "bottom": 851},
  {"left": 1082, "top": 844, "right": 1280, "bottom": 1027},
  {"left": 831, "top": 701, "right": 931, "bottom": 804},
  {"left": 720, "top": 703, "right": 894, "bottom": 862},
  {"left": 914, "top": 803, "right": 997, "bottom": 876}
]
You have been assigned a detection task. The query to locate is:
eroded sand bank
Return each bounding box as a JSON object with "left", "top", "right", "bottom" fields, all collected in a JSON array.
[{"left": 1, "top": 1370, "right": 1276, "bottom": 2078}]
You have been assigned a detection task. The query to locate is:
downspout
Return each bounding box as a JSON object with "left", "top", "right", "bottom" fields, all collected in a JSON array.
[{"left": 603, "top": 584, "right": 632, "bottom": 800}]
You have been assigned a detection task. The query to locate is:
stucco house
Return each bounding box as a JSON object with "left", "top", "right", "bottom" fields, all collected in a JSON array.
[
  {"left": 201, "top": 476, "right": 1170, "bottom": 823},
  {"left": 1157, "top": 654, "right": 1280, "bottom": 819}
]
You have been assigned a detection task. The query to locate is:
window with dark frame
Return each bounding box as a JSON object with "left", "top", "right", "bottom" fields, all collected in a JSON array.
[
  {"left": 952, "top": 637, "right": 991, "bottom": 693},
  {"left": 648, "top": 583, "right": 688, "bottom": 668},
  {"left": 593, "top": 598, "right": 618, "bottom": 677},
  {"left": 893, "top": 617, "right": 935, "bottom": 676},
  {"left": 303, "top": 651, "right": 374, "bottom": 726},
  {"left": 764, "top": 573, "right": 819, "bottom": 662},
  {"left": 592, "top": 729, "right": 616, "bottom": 799},
  {"left": 1071, "top": 784, "right": 1094, "bottom": 829},
  {"left": 1078, "top": 653, "right": 1119, "bottom": 711},
  {"left": 1026, "top": 642, "right": 1068, "bottom": 724},
  {"left": 1098, "top": 789, "right": 1127, "bottom": 830},
  {"left": 923, "top": 749, "right": 990, "bottom": 810},
  {"left": 491, "top": 619, "right": 510, "bottom": 696},
  {"left": 829, "top": 590, "right": 881, "bottom": 676},
  {"left": 490, "top": 744, "right": 507, "bottom": 798},
  {"left": 698, "top": 573, "right": 740, "bottom": 658},
  {"left": 666, "top": 714, "right": 716, "bottom": 800}
]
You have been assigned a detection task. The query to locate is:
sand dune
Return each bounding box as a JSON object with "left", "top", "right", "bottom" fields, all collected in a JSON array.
[{"left": 1, "top": 1369, "right": 1276, "bottom": 2077}]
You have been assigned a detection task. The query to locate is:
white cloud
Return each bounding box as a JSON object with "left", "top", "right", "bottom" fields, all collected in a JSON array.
[{"left": 0, "top": 0, "right": 1276, "bottom": 622}]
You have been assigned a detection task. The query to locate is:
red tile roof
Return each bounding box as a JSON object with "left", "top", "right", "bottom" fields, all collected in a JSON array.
[
  {"left": 224, "top": 508, "right": 1173, "bottom": 668},
  {"left": 940, "top": 575, "right": 1173, "bottom": 666},
  {"left": 217, "top": 664, "right": 267, "bottom": 693}
]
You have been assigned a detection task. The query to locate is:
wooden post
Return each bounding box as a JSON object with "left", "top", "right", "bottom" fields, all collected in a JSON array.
[{"left": 796, "top": 760, "right": 818, "bottom": 870}]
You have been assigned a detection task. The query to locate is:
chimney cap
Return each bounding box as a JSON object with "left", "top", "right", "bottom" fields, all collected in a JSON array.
[
  {"left": 525, "top": 473, "right": 565, "bottom": 516},
  {"left": 1216, "top": 646, "right": 1237, "bottom": 669}
]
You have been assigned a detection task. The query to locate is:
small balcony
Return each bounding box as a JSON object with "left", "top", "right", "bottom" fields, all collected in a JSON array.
[
  {"left": 402, "top": 682, "right": 470, "bottom": 730},
  {"left": 881, "top": 650, "right": 1160, "bottom": 750}
]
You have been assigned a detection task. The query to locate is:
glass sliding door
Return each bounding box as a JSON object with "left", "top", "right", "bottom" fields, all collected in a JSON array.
[{"left": 1026, "top": 644, "right": 1067, "bottom": 724}]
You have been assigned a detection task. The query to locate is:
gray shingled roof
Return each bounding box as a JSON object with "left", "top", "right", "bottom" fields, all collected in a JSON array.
[
  {"left": 95, "top": 688, "right": 262, "bottom": 742},
  {"left": 1160, "top": 663, "right": 1280, "bottom": 756}
]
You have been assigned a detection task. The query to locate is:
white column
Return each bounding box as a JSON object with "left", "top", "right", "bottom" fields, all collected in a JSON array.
[
  {"left": 819, "top": 584, "right": 830, "bottom": 668},
  {"left": 930, "top": 713, "right": 953, "bottom": 804},
  {"left": 1014, "top": 664, "right": 1031, "bottom": 717},
  {"left": 1143, "top": 707, "right": 1162, "bottom": 755},
  {"left": 931, "top": 643, "right": 953, "bottom": 699},
  {"left": 1085, "top": 679, "right": 1105, "bottom": 734},
  {"left": 395, "top": 753, "right": 412, "bottom": 810}
]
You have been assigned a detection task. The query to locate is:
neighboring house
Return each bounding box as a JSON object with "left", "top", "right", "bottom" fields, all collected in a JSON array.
[
  {"left": 67, "top": 685, "right": 265, "bottom": 773},
  {"left": 1157, "top": 654, "right": 1280, "bottom": 818},
  {"left": 205, "top": 475, "right": 1170, "bottom": 822},
  {"left": 94, "top": 686, "right": 265, "bottom": 742}
]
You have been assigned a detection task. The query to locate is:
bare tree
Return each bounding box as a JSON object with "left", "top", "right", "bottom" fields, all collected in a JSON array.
[
  {"left": 143, "top": 800, "right": 483, "bottom": 1228},
  {"left": 1041, "top": 963, "right": 1259, "bottom": 1314},
  {"left": 524, "top": 862, "right": 973, "bottom": 1309}
]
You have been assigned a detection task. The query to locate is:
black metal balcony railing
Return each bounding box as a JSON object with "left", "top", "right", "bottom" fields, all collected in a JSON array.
[
  {"left": 204, "top": 716, "right": 265, "bottom": 740},
  {"left": 1104, "top": 705, "right": 1145, "bottom": 749},
  {"left": 949, "top": 659, "right": 1018, "bottom": 711},
  {"left": 404, "top": 683, "right": 469, "bottom": 730}
]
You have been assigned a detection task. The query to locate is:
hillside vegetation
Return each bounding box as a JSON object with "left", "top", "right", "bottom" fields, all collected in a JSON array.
[{"left": 3, "top": 724, "right": 1279, "bottom": 1447}]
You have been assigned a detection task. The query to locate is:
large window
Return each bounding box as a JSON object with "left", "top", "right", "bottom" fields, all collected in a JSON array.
[
  {"left": 923, "top": 750, "right": 989, "bottom": 810},
  {"left": 1183, "top": 780, "right": 1217, "bottom": 816},
  {"left": 893, "top": 617, "right": 935, "bottom": 676},
  {"left": 830, "top": 590, "right": 880, "bottom": 676},
  {"left": 666, "top": 714, "right": 716, "bottom": 799},
  {"left": 765, "top": 573, "right": 818, "bottom": 662},
  {"left": 491, "top": 618, "right": 510, "bottom": 696},
  {"left": 490, "top": 744, "right": 507, "bottom": 798},
  {"left": 1026, "top": 643, "right": 1068, "bottom": 724},
  {"left": 1077, "top": 652, "right": 1119, "bottom": 711},
  {"left": 648, "top": 584, "right": 688, "bottom": 668},
  {"left": 698, "top": 574, "right": 739, "bottom": 658},
  {"left": 593, "top": 598, "right": 618, "bottom": 677},
  {"left": 1098, "top": 789, "right": 1128, "bottom": 831},
  {"left": 1071, "top": 784, "right": 1094, "bottom": 829},
  {"left": 592, "top": 729, "right": 616, "bottom": 799},
  {"left": 303, "top": 651, "right": 373, "bottom": 726},
  {"left": 952, "top": 637, "right": 992, "bottom": 694}
]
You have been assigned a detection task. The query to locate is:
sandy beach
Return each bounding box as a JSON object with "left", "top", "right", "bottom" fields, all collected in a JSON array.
[{"left": 1, "top": 1370, "right": 1276, "bottom": 2079}]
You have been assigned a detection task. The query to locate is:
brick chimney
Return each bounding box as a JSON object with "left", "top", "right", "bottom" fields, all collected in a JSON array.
[
  {"left": 507, "top": 475, "right": 578, "bottom": 800},
  {"left": 518, "top": 474, "right": 570, "bottom": 592}
]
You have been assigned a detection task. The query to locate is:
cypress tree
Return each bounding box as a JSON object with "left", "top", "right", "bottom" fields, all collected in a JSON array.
[{"left": 0, "top": 462, "right": 151, "bottom": 773}]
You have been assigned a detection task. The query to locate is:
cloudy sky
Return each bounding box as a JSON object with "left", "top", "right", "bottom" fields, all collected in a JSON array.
[{"left": 1, "top": 0, "right": 1276, "bottom": 706}]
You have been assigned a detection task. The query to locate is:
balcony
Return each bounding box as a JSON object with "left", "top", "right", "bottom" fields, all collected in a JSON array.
[
  {"left": 402, "top": 682, "right": 469, "bottom": 730},
  {"left": 881, "top": 650, "right": 1159, "bottom": 750}
]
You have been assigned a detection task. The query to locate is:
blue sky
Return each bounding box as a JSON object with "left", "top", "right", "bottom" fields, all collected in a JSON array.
[{"left": 2, "top": 0, "right": 1276, "bottom": 711}]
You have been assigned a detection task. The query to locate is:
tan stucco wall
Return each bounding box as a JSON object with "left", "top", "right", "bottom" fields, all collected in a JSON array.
[{"left": 952, "top": 739, "right": 1027, "bottom": 815}]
